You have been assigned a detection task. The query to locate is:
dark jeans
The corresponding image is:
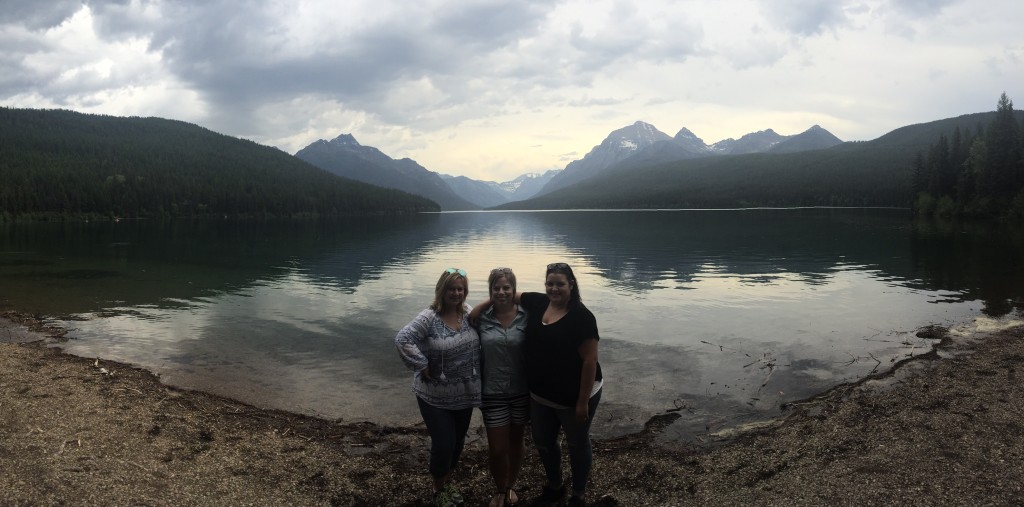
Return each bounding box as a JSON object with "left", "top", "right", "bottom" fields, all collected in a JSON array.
[
  {"left": 530, "top": 388, "right": 602, "bottom": 496},
  {"left": 416, "top": 396, "right": 474, "bottom": 478}
]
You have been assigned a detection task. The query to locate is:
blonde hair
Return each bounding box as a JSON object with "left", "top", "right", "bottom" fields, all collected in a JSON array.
[{"left": 430, "top": 269, "right": 468, "bottom": 313}]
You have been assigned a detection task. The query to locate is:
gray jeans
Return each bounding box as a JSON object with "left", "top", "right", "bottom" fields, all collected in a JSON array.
[{"left": 530, "top": 388, "right": 602, "bottom": 496}]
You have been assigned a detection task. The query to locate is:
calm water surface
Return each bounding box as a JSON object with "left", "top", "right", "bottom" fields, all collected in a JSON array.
[{"left": 2, "top": 209, "right": 1023, "bottom": 439}]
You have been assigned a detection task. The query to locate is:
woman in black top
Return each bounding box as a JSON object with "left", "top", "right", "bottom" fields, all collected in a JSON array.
[{"left": 521, "top": 262, "right": 602, "bottom": 506}]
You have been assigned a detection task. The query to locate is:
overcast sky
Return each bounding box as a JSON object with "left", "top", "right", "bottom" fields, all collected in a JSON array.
[{"left": 1, "top": 0, "right": 1021, "bottom": 182}]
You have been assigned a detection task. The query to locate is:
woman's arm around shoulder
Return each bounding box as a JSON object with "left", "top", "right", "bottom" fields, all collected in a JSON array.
[{"left": 467, "top": 297, "right": 493, "bottom": 326}]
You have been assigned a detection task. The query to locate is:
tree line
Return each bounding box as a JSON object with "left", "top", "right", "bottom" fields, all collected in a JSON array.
[
  {"left": 0, "top": 108, "right": 438, "bottom": 220},
  {"left": 913, "top": 93, "right": 1024, "bottom": 220}
]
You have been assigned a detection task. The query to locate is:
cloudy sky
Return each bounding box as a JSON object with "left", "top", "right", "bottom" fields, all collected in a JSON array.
[{"left": 1, "top": 0, "right": 1021, "bottom": 182}]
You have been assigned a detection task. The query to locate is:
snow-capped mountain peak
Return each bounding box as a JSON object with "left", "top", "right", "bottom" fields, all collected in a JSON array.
[{"left": 329, "top": 133, "right": 360, "bottom": 146}]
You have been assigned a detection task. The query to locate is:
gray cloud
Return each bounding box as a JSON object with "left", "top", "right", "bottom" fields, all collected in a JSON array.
[
  {"left": 887, "top": 0, "right": 959, "bottom": 16},
  {"left": 761, "top": 0, "right": 850, "bottom": 36},
  {"left": 0, "top": 1, "right": 170, "bottom": 107},
  {"left": 428, "top": 0, "right": 550, "bottom": 50},
  {"left": 68, "top": 1, "right": 567, "bottom": 135},
  {"left": 567, "top": 95, "right": 630, "bottom": 107},
  {"left": 0, "top": 0, "right": 82, "bottom": 30},
  {"left": 877, "top": 0, "right": 960, "bottom": 38},
  {"left": 0, "top": 0, "right": 704, "bottom": 137},
  {"left": 567, "top": 1, "right": 702, "bottom": 72},
  {"left": 0, "top": 32, "right": 48, "bottom": 96}
]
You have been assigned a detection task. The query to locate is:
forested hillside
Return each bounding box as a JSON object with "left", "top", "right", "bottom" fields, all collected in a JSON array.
[
  {"left": 0, "top": 109, "right": 438, "bottom": 220},
  {"left": 912, "top": 93, "right": 1024, "bottom": 220},
  {"left": 497, "top": 109, "right": 1023, "bottom": 211}
]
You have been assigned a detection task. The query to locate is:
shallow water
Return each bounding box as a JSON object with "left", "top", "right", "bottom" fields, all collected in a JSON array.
[{"left": 2, "top": 209, "right": 1022, "bottom": 439}]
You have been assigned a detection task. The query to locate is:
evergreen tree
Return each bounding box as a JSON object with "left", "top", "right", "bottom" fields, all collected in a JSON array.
[
  {"left": 911, "top": 151, "right": 926, "bottom": 195},
  {"left": 926, "top": 134, "right": 954, "bottom": 196},
  {"left": 982, "top": 93, "right": 1022, "bottom": 201},
  {"left": 911, "top": 94, "right": 1024, "bottom": 219}
]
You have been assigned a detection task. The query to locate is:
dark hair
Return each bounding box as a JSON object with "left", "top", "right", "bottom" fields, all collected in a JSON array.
[{"left": 546, "top": 262, "right": 582, "bottom": 307}]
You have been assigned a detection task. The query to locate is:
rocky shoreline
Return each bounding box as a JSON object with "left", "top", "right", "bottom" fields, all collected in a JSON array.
[{"left": 3, "top": 312, "right": 1024, "bottom": 506}]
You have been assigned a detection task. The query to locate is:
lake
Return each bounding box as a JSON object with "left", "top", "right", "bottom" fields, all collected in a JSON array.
[{"left": 2, "top": 209, "right": 1022, "bottom": 440}]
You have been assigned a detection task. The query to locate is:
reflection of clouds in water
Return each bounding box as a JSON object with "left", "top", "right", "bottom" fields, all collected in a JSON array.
[
  {"left": 172, "top": 287, "right": 422, "bottom": 423},
  {"left": 593, "top": 268, "right": 968, "bottom": 353},
  {"left": 166, "top": 315, "right": 419, "bottom": 424},
  {"left": 39, "top": 211, "right": 997, "bottom": 440},
  {"left": 62, "top": 285, "right": 422, "bottom": 424}
]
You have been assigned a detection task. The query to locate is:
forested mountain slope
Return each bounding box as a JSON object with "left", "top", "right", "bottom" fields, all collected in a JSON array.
[
  {"left": 0, "top": 108, "right": 438, "bottom": 219},
  {"left": 498, "top": 111, "right": 1021, "bottom": 210}
]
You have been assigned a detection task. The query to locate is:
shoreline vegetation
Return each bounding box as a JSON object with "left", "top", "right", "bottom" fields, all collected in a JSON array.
[{"left": 3, "top": 311, "right": 1024, "bottom": 506}]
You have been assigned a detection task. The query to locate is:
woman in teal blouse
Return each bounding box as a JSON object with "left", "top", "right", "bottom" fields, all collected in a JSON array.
[{"left": 477, "top": 267, "right": 529, "bottom": 507}]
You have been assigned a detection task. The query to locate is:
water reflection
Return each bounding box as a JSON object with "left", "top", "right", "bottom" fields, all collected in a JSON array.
[
  {"left": 910, "top": 219, "right": 1024, "bottom": 316},
  {"left": 2, "top": 210, "right": 1022, "bottom": 440},
  {"left": 506, "top": 209, "right": 918, "bottom": 292}
]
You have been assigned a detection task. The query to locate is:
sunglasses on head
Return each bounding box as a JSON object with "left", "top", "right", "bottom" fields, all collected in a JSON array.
[
  {"left": 446, "top": 268, "right": 467, "bottom": 277},
  {"left": 490, "top": 267, "right": 513, "bottom": 275},
  {"left": 547, "top": 262, "right": 570, "bottom": 271}
]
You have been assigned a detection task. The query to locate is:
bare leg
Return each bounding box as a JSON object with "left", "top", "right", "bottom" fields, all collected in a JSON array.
[
  {"left": 486, "top": 425, "right": 511, "bottom": 507},
  {"left": 506, "top": 423, "right": 526, "bottom": 504}
]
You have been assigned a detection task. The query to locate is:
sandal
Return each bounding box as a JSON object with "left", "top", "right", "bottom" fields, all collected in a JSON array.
[
  {"left": 506, "top": 488, "right": 519, "bottom": 506},
  {"left": 488, "top": 492, "right": 505, "bottom": 507}
]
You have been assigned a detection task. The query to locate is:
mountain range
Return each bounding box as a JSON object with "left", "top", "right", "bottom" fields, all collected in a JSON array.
[
  {"left": 495, "top": 110, "right": 1023, "bottom": 211},
  {"left": 296, "top": 122, "right": 843, "bottom": 209},
  {"left": 294, "top": 134, "right": 564, "bottom": 210},
  {"left": 8, "top": 106, "right": 1006, "bottom": 219},
  {"left": 535, "top": 122, "right": 842, "bottom": 197},
  {"left": 439, "top": 170, "right": 561, "bottom": 208}
]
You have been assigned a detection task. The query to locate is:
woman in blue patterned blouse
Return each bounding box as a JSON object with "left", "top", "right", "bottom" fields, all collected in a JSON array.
[{"left": 396, "top": 268, "right": 482, "bottom": 507}]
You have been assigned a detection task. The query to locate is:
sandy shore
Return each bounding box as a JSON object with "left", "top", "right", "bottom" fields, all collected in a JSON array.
[{"left": 3, "top": 311, "right": 1024, "bottom": 506}]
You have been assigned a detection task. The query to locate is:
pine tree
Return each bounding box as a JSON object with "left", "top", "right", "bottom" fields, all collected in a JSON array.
[{"left": 986, "top": 93, "right": 1023, "bottom": 200}]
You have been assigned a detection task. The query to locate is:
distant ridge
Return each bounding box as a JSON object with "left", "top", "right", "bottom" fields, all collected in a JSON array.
[
  {"left": 532, "top": 121, "right": 844, "bottom": 198},
  {"left": 711, "top": 129, "right": 787, "bottom": 155},
  {"left": 440, "top": 169, "right": 562, "bottom": 207},
  {"left": 439, "top": 174, "right": 511, "bottom": 208},
  {"left": 769, "top": 125, "right": 843, "bottom": 154},
  {"left": 296, "top": 134, "right": 477, "bottom": 211}
]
